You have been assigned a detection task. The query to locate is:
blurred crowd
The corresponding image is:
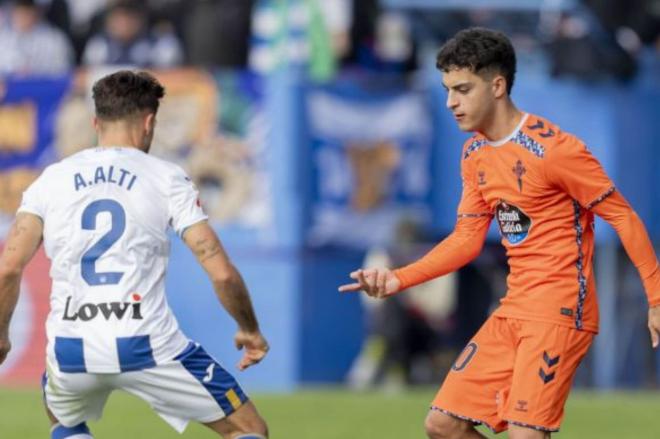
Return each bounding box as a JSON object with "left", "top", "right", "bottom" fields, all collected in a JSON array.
[
  {"left": 0, "top": 0, "right": 658, "bottom": 79},
  {"left": 0, "top": 0, "right": 660, "bottom": 79}
]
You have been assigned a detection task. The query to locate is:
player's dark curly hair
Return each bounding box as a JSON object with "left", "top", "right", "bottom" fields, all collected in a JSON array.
[
  {"left": 436, "top": 28, "right": 516, "bottom": 95},
  {"left": 92, "top": 70, "right": 165, "bottom": 120}
]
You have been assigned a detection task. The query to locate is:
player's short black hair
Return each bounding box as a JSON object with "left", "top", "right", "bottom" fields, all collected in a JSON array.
[
  {"left": 436, "top": 27, "right": 517, "bottom": 95},
  {"left": 92, "top": 70, "right": 165, "bottom": 121}
]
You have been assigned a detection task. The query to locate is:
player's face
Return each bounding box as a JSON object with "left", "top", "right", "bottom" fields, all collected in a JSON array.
[{"left": 442, "top": 68, "right": 496, "bottom": 132}]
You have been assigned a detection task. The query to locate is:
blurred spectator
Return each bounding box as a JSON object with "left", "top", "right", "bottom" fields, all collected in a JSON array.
[
  {"left": 40, "top": 0, "right": 71, "bottom": 38},
  {"left": 0, "top": 0, "right": 74, "bottom": 76},
  {"left": 583, "top": 0, "right": 660, "bottom": 51},
  {"left": 82, "top": 0, "right": 182, "bottom": 68},
  {"left": 62, "top": 0, "right": 108, "bottom": 62},
  {"left": 544, "top": 10, "right": 638, "bottom": 81},
  {"left": 145, "top": 0, "right": 186, "bottom": 43},
  {"left": 344, "top": 0, "right": 416, "bottom": 73},
  {"left": 317, "top": 0, "right": 353, "bottom": 60},
  {"left": 249, "top": 0, "right": 336, "bottom": 81},
  {"left": 184, "top": 0, "right": 254, "bottom": 68},
  {"left": 373, "top": 11, "right": 414, "bottom": 70},
  {"left": 347, "top": 221, "right": 459, "bottom": 390}
]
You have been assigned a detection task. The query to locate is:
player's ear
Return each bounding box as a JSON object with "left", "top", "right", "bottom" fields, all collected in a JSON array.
[
  {"left": 144, "top": 112, "right": 156, "bottom": 133},
  {"left": 92, "top": 116, "right": 100, "bottom": 131},
  {"left": 492, "top": 75, "right": 507, "bottom": 99}
]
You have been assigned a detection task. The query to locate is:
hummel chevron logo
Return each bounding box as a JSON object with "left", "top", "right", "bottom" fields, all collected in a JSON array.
[
  {"left": 539, "top": 368, "right": 556, "bottom": 384},
  {"left": 527, "top": 120, "right": 544, "bottom": 130},
  {"left": 527, "top": 119, "right": 554, "bottom": 137},
  {"left": 543, "top": 351, "right": 560, "bottom": 367}
]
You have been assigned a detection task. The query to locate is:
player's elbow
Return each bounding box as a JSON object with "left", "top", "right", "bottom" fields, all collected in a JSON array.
[
  {"left": 209, "top": 266, "right": 240, "bottom": 291},
  {"left": 0, "top": 261, "right": 22, "bottom": 282},
  {"left": 468, "top": 239, "right": 485, "bottom": 261},
  {"left": 470, "top": 236, "right": 486, "bottom": 260}
]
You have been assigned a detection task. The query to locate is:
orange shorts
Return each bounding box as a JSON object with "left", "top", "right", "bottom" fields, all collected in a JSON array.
[{"left": 432, "top": 315, "right": 594, "bottom": 433}]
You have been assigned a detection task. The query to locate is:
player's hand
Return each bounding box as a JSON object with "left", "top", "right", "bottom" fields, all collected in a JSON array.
[
  {"left": 234, "top": 330, "right": 269, "bottom": 371},
  {"left": 648, "top": 305, "right": 660, "bottom": 349},
  {"left": 338, "top": 268, "right": 401, "bottom": 298},
  {"left": 0, "top": 334, "right": 10, "bottom": 365}
]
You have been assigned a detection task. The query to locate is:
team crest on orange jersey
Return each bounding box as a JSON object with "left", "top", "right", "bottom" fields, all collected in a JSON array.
[
  {"left": 478, "top": 170, "right": 487, "bottom": 186},
  {"left": 512, "top": 160, "right": 526, "bottom": 192}
]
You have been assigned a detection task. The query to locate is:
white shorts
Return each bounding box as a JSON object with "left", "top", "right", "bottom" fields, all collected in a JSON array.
[{"left": 43, "top": 342, "right": 249, "bottom": 433}]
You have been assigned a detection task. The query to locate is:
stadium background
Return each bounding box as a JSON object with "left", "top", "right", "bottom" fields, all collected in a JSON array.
[{"left": 0, "top": 0, "right": 659, "bottom": 437}]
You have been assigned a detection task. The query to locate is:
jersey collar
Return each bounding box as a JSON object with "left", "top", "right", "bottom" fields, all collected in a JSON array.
[{"left": 485, "top": 113, "right": 529, "bottom": 147}]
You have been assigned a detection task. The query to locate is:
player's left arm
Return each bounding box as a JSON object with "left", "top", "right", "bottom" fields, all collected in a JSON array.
[
  {"left": 0, "top": 213, "right": 43, "bottom": 364},
  {"left": 170, "top": 165, "right": 268, "bottom": 371},
  {"left": 590, "top": 192, "right": 660, "bottom": 348},
  {"left": 182, "top": 221, "right": 269, "bottom": 370},
  {"left": 545, "top": 136, "right": 660, "bottom": 347}
]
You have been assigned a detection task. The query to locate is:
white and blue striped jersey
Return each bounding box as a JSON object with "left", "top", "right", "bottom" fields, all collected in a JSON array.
[{"left": 17, "top": 146, "right": 207, "bottom": 373}]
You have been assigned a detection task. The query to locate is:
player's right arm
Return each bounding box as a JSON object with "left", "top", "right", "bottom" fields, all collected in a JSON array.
[
  {"left": 182, "top": 221, "right": 269, "bottom": 371},
  {"left": 339, "top": 146, "right": 492, "bottom": 298},
  {"left": 338, "top": 216, "right": 491, "bottom": 298},
  {"left": 0, "top": 213, "right": 43, "bottom": 364}
]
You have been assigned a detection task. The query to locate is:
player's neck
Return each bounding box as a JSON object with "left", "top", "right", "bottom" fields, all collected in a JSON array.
[
  {"left": 96, "top": 125, "right": 145, "bottom": 151},
  {"left": 479, "top": 102, "right": 523, "bottom": 142},
  {"left": 97, "top": 137, "right": 141, "bottom": 150}
]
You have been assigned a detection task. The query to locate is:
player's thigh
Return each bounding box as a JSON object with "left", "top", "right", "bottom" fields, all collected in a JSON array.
[
  {"left": 43, "top": 367, "right": 111, "bottom": 427},
  {"left": 504, "top": 321, "right": 593, "bottom": 432},
  {"left": 119, "top": 343, "right": 251, "bottom": 430},
  {"left": 432, "top": 315, "right": 517, "bottom": 433},
  {"left": 204, "top": 400, "right": 268, "bottom": 437}
]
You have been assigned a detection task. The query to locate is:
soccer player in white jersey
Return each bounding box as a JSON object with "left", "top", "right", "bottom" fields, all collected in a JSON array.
[{"left": 0, "top": 71, "right": 269, "bottom": 439}]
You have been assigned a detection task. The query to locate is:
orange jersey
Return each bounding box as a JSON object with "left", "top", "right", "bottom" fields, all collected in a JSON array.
[{"left": 395, "top": 113, "right": 660, "bottom": 333}]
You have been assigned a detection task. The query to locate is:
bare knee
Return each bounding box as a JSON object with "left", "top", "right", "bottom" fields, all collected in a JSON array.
[
  {"left": 508, "top": 424, "right": 551, "bottom": 439},
  {"left": 425, "top": 410, "right": 473, "bottom": 439}
]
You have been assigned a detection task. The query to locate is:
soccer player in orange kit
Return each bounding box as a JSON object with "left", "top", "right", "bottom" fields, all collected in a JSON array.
[{"left": 339, "top": 28, "right": 660, "bottom": 439}]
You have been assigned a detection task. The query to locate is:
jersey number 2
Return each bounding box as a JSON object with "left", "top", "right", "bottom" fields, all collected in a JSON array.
[{"left": 81, "top": 199, "right": 126, "bottom": 286}]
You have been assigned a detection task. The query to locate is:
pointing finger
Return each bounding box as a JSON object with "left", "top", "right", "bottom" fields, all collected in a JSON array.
[
  {"left": 338, "top": 283, "right": 363, "bottom": 292},
  {"left": 650, "top": 325, "right": 659, "bottom": 349}
]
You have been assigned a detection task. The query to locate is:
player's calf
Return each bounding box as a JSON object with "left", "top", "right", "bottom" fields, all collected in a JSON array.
[
  {"left": 204, "top": 401, "right": 268, "bottom": 438},
  {"left": 50, "top": 422, "right": 93, "bottom": 439}
]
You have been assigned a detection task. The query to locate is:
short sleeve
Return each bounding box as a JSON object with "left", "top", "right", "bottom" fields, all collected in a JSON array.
[
  {"left": 168, "top": 167, "right": 208, "bottom": 236},
  {"left": 457, "top": 156, "right": 492, "bottom": 217},
  {"left": 545, "top": 135, "right": 615, "bottom": 209},
  {"left": 16, "top": 171, "right": 47, "bottom": 219}
]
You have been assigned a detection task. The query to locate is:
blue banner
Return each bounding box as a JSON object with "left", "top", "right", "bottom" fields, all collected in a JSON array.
[
  {"left": 306, "top": 85, "right": 433, "bottom": 248},
  {"left": 0, "top": 76, "right": 72, "bottom": 170}
]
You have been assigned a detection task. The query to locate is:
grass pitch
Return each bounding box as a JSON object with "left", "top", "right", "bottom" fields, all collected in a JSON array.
[{"left": 0, "top": 387, "right": 658, "bottom": 438}]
